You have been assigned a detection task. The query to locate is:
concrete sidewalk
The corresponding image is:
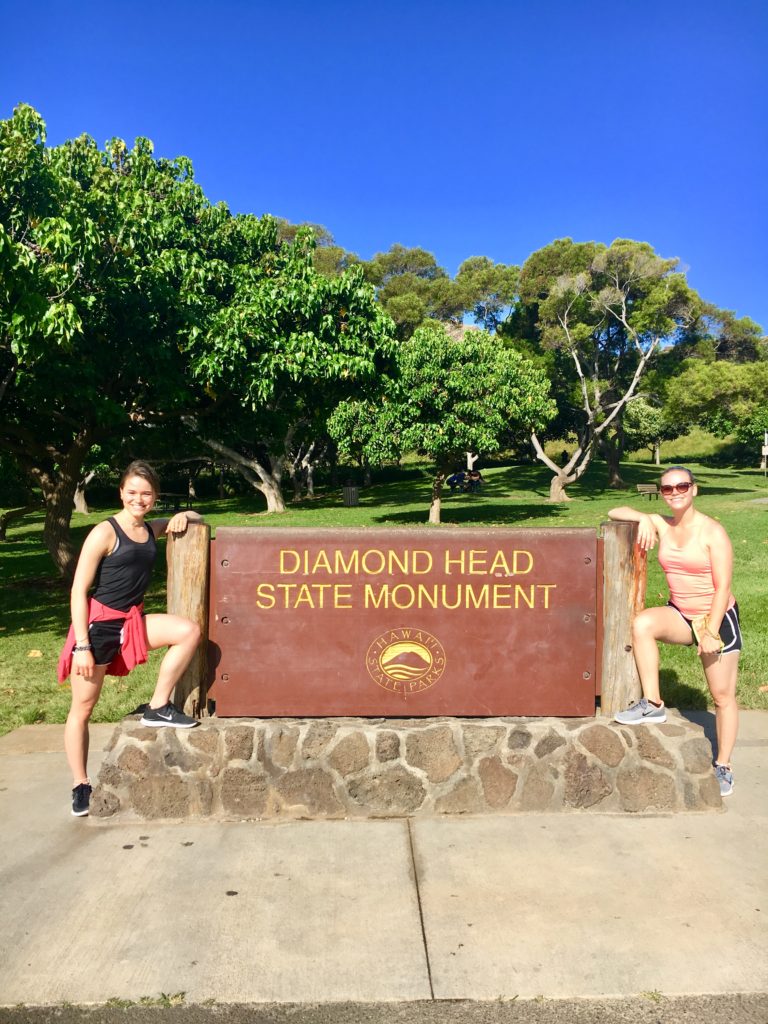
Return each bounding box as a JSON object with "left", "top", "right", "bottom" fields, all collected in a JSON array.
[{"left": 0, "top": 713, "right": 766, "bottom": 1007}]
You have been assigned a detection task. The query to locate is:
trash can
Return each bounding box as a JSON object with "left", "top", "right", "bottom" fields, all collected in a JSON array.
[{"left": 342, "top": 485, "right": 359, "bottom": 507}]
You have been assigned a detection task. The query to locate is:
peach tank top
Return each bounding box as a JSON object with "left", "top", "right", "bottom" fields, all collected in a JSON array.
[{"left": 658, "top": 529, "right": 734, "bottom": 618}]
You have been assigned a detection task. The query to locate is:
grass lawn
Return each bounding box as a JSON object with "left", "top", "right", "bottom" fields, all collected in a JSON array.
[{"left": 1, "top": 457, "right": 766, "bottom": 736}]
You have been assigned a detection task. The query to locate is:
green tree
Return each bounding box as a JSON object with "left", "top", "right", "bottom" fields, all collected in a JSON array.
[
  {"left": 328, "top": 322, "right": 556, "bottom": 523},
  {"left": 664, "top": 360, "right": 768, "bottom": 448},
  {"left": 0, "top": 104, "right": 239, "bottom": 576},
  {"left": 184, "top": 226, "right": 395, "bottom": 510},
  {"left": 510, "top": 238, "right": 699, "bottom": 500}
]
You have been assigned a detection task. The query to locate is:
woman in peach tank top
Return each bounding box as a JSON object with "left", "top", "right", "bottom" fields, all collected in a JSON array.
[{"left": 608, "top": 467, "right": 741, "bottom": 797}]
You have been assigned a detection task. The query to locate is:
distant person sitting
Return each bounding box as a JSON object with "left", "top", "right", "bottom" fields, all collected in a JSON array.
[
  {"left": 447, "top": 470, "right": 466, "bottom": 493},
  {"left": 467, "top": 469, "right": 484, "bottom": 493}
]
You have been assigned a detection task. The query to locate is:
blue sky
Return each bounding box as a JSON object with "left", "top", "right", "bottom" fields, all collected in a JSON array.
[{"left": 2, "top": 0, "right": 766, "bottom": 329}]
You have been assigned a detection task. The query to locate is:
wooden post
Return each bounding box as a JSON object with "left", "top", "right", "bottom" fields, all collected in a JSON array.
[
  {"left": 166, "top": 522, "right": 211, "bottom": 717},
  {"left": 600, "top": 521, "right": 647, "bottom": 717}
]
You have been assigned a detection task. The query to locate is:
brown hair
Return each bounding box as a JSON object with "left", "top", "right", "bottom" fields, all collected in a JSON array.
[
  {"left": 119, "top": 460, "right": 160, "bottom": 496},
  {"left": 660, "top": 465, "right": 695, "bottom": 484}
]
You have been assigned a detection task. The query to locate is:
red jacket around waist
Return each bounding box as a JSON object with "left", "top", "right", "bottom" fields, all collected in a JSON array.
[{"left": 57, "top": 598, "right": 148, "bottom": 683}]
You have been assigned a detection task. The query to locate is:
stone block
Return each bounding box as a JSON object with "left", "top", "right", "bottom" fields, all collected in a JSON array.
[
  {"left": 698, "top": 773, "right": 723, "bottom": 809},
  {"left": 564, "top": 750, "right": 611, "bottom": 809},
  {"left": 301, "top": 721, "right": 337, "bottom": 760},
  {"left": 435, "top": 778, "right": 483, "bottom": 814},
  {"left": 224, "top": 725, "right": 254, "bottom": 762},
  {"left": 269, "top": 726, "right": 300, "bottom": 768},
  {"left": 681, "top": 737, "right": 715, "bottom": 774},
  {"left": 636, "top": 728, "right": 676, "bottom": 769},
  {"left": 276, "top": 768, "right": 343, "bottom": 817},
  {"left": 617, "top": 766, "right": 677, "bottom": 812},
  {"left": 657, "top": 724, "right": 686, "bottom": 737},
  {"left": 579, "top": 724, "right": 625, "bottom": 767},
  {"left": 519, "top": 764, "right": 555, "bottom": 811},
  {"left": 90, "top": 787, "right": 120, "bottom": 818},
  {"left": 478, "top": 756, "right": 518, "bottom": 809},
  {"left": 534, "top": 729, "right": 566, "bottom": 759},
  {"left": 348, "top": 766, "right": 425, "bottom": 815},
  {"left": 219, "top": 766, "right": 270, "bottom": 818},
  {"left": 405, "top": 726, "right": 462, "bottom": 783},
  {"left": 508, "top": 728, "right": 532, "bottom": 750},
  {"left": 124, "top": 727, "right": 158, "bottom": 743},
  {"left": 463, "top": 724, "right": 504, "bottom": 759},
  {"left": 329, "top": 732, "right": 370, "bottom": 776},
  {"left": 375, "top": 731, "right": 400, "bottom": 761},
  {"left": 129, "top": 775, "right": 191, "bottom": 819},
  {"left": 117, "top": 745, "right": 151, "bottom": 776},
  {"left": 188, "top": 728, "right": 220, "bottom": 757}
]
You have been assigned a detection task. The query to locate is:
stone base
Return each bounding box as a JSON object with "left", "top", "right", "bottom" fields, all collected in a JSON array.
[{"left": 91, "top": 711, "right": 722, "bottom": 821}]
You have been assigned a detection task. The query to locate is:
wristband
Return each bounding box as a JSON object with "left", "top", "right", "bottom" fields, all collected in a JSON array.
[{"left": 72, "top": 644, "right": 94, "bottom": 653}]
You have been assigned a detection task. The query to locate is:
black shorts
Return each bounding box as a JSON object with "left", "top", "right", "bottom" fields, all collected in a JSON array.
[
  {"left": 88, "top": 621, "right": 124, "bottom": 665},
  {"left": 668, "top": 602, "right": 743, "bottom": 654}
]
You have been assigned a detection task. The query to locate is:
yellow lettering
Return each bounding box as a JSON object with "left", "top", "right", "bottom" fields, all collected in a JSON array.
[
  {"left": 444, "top": 550, "right": 465, "bottom": 574},
  {"left": 440, "top": 584, "right": 462, "bottom": 609},
  {"left": 465, "top": 584, "right": 490, "bottom": 609},
  {"left": 311, "top": 550, "right": 332, "bottom": 574},
  {"left": 279, "top": 550, "right": 300, "bottom": 574},
  {"left": 334, "top": 584, "right": 353, "bottom": 609},
  {"left": 489, "top": 550, "right": 511, "bottom": 575},
  {"left": 391, "top": 584, "right": 415, "bottom": 609},
  {"left": 515, "top": 584, "right": 535, "bottom": 609},
  {"left": 468, "top": 550, "right": 488, "bottom": 574},
  {"left": 364, "top": 584, "right": 388, "bottom": 609},
  {"left": 335, "top": 550, "right": 359, "bottom": 574},
  {"left": 255, "top": 582, "right": 275, "bottom": 609},
  {"left": 413, "top": 550, "right": 432, "bottom": 574},
  {"left": 513, "top": 550, "right": 533, "bottom": 575},
  {"left": 537, "top": 583, "right": 556, "bottom": 608},
  {"left": 361, "top": 549, "right": 386, "bottom": 574},
  {"left": 416, "top": 585, "right": 438, "bottom": 609},
  {"left": 492, "top": 584, "right": 512, "bottom": 608}
]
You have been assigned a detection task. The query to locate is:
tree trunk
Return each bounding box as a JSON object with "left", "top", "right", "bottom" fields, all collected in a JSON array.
[
  {"left": 654, "top": 443, "right": 661, "bottom": 467},
  {"left": 362, "top": 459, "right": 372, "bottom": 488},
  {"left": 261, "top": 477, "right": 287, "bottom": 513},
  {"left": 428, "top": 472, "right": 445, "bottom": 524},
  {"left": 43, "top": 481, "right": 80, "bottom": 581},
  {"left": 548, "top": 474, "right": 575, "bottom": 502},
  {"left": 184, "top": 424, "right": 288, "bottom": 513},
  {"left": 73, "top": 471, "right": 95, "bottom": 515}
]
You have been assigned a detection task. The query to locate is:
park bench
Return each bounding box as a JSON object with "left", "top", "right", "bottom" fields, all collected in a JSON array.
[
  {"left": 636, "top": 483, "right": 659, "bottom": 500},
  {"left": 155, "top": 493, "right": 192, "bottom": 512}
]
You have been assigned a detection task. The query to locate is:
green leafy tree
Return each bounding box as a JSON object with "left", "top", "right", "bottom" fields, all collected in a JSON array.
[
  {"left": 0, "top": 104, "right": 240, "bottom": 576},
  {"left": 664, "top": 360, "right": 768, "bottom": 449},
  {"left": 328, "top": 322, "right": 556, "bottom": 523},
  {"left": 184, "top": 226, "right": 395, "bottom": 510},
  {"left": 510, "top": 238, "right": 699, "bottom": 500},
  {"left": 454, "top": 256, "right": 519, "bottom": 331},
  {"left": 622, "top": 398, "right": 681, "bottom": 465}
]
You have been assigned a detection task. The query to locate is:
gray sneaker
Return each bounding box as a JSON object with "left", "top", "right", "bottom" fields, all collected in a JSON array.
[
  {"left": 140, "top": 701, "right": 198, "bottom": 728},
  {"left": 614, "top": 698, "right": 666, "bottom": 725},
  {"left": 714, "top": 764, "right": 734, "bottom": 797}
]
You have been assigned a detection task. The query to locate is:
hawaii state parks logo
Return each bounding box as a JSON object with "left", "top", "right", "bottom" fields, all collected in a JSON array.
[{"left": 365, "top": 627, "right": 446, "bottom": 696}]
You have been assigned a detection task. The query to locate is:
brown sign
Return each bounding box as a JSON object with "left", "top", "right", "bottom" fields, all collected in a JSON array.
[{"left": 210, "top": 528, "right": 599, "bottom": 717}]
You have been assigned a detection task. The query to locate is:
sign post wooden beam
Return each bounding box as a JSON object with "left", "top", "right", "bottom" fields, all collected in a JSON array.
[
  {"left": 166, "top": 522, "right": 211, "bottom": 717},
  {"left": 600, "top": 521, "right": 646, "bottom": 717}
]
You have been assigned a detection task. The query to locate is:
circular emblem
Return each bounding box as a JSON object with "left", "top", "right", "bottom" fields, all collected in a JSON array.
[{"left": 366, "top": 627, "right": 446, "bottom": 696}]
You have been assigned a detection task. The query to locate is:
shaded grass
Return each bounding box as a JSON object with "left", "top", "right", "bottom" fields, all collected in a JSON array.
[{"left": 1, "top": 457, "right": 766, "bottom": 736}]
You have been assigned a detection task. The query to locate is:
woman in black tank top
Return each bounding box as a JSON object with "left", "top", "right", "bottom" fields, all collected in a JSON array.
[{"left": 62, "top": 461, "right": 204, "bottom": 817}]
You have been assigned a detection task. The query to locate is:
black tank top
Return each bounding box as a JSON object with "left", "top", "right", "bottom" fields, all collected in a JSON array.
[{"left": 91, "top": 517, "right": 158, "bottom": 612}]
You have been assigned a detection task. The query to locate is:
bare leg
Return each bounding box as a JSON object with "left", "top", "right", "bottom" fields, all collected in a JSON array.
[
  {"left": 144, "top": 613, "right": 201, "bottom": 708},
  {"left": 631, "top": 607, "right": 694, "bottom": 703},
  {"left": 701, "top": 651, "right": 740, "bottom": 766},
  {"left": 65, "top": 666, "right": 107, "bottom": 784}
]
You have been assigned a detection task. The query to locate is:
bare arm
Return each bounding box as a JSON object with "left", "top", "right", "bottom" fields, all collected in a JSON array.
[
  {"left": 69, "top": 521, "right": 114, "bottom": 678},
  {"left": 701, "top": 520, "right": 734, "bottom": 652},
  {"left": 150, "top": 509, "right": 204, "bottom": 539},
  {"left": 607, "top": 507, "right": 666, "bottom": 551}
]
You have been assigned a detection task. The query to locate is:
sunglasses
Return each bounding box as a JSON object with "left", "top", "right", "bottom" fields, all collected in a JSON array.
[{"left": 660, "top": 482, "right": 693, "bottom": 495}]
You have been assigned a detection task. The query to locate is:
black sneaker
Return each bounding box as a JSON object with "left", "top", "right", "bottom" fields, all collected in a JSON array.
[
  {"left": 140, "top": 701, "right": 198, "bottom": 729},
  {"left": 72, "top": 783, "right": 92, "bottom": 817}
]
